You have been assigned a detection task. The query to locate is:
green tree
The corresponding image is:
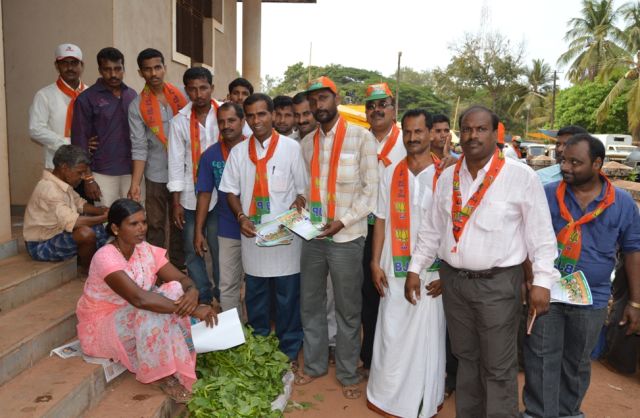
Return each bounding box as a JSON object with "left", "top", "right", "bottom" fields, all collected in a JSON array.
[
  {"left": 557, "top": 0, "right": 626, "bottom": 82},
  {"left": 556, "top": 81, "right": 628, "bottom": 132},
  {"left": 511, "top": 59, "right": 554, "bottom": 129}
]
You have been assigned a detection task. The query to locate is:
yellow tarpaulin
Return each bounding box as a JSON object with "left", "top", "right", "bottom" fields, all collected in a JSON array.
[{"left": 338, "top": 105, "right": 369, "bottom": 129}]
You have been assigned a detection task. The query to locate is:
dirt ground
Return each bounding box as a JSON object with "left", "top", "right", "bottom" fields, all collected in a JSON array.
[{"left": 285, "top": 360, "right": 640, "bottom": 418}]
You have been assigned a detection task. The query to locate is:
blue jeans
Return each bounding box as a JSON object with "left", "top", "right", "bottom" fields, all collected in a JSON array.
[
  {"left": 523, "top": 304, "right": 607, "bottom": 418},
  {"left": 183, "top": 208, "right": 219, "bottom": 304},
  {"left": 245, "top": 273, "right": 303, "bottom": 361}
]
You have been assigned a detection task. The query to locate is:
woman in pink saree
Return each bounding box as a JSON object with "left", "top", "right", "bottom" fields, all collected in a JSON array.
[{"left": 76, "top": 199, "right": 217, "bottom": 403}]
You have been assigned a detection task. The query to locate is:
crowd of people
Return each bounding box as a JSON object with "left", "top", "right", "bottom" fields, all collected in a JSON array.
[{"left": 21, "top": 43, "right": 640, "bottom": 417}]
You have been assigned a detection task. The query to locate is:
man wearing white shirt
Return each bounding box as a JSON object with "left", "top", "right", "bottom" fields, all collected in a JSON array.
[
  {"left": 405, "top": 105, "right": 559, "bottom": 417},
  {"left": 168, "top": 67, "right": 220, "bottom": 304},
  {"left": 29, "top": 43, "right": 86, "bottom": 170},
  {"left": 366, "top": 108, "right": 445, "bottom": 418},
  {"left": 219, "top": 93, "right": 307, "bottom": 363},
  {"left": 360, "top": 82, "right": 406, "bottom": 377}
]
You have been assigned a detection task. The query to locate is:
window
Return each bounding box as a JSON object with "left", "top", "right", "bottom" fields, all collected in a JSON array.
[{"left": 173, "top": 0, "right": 223, "bottom": 66}]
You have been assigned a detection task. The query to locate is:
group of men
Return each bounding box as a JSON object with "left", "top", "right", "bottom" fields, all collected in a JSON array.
[{"left": 22, "top": 42, "right": 640, "bottom": 418}]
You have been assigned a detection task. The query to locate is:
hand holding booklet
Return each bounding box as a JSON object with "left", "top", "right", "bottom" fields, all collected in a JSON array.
[
  {"left": 550, "top": 270, "right": 593, "bottom": 306},
  {"left": 254, "top": 209, "right": 322, "bottom": 246},
  {"left": 275, "top": 208, "right": 322, "bottom": 240}
]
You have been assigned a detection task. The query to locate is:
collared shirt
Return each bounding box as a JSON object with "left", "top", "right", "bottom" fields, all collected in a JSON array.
[
  {"left": 197, "top": 142, "right": 240, "bottom": 240},
  {"left": 71, "top": 79, "right": 137, "bottom": 175},
  {"left": 300, "top": 121, "right": 378, "bottom": 243},
  {"left": 408, "top": 155, "right": 560, "bottom": 289},
  {"left": 503, "top": 143, "right": 520, "bottom": 160},
  {"left": 375, "top": 161, "right": 437, "bottom": 281},
  {"left": 167, "top": 101, "right": 220, "bottom": 211},
  {"left": 375, "top": 125, "right": 406, "bottom": 179},
  {"left": 29, "top": 80, "right": 85, "bottom": 169},
  {"left": 23, "top": 170, "right": 87, "bottom": 241},
  {"left": 537, "top": 164, "right": 562, "bottom": 186},
  {"left": 218, "top": 134, "right": 308, "bottom": 277},
  {"left": 129, "top": 93, "right": 182, "bottom": 183},
  {"left": 545, "top": 180, "right": 640, "bottom": 308}
]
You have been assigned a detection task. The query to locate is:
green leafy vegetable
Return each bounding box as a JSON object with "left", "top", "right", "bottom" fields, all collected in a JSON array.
[{"left": 188, "top": 327, "right": 290, "bottom": 418}]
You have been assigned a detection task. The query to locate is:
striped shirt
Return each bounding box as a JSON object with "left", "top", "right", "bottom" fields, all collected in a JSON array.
[{"left": 300, "top": 119, "right": 379, "bottom": 243}]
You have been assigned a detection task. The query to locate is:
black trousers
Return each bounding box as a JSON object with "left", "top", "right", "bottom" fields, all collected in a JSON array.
[{"left": 360, "top": 223, "right": 378, "bottom": 369}]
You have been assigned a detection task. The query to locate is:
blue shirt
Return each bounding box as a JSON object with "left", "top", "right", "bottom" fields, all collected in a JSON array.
[
  {"left": 544, "top": 180, "right": 640, "bottom": 308},
  {"left": 196, "top": 143, "right": 240, "bottom": 240},
  {"left": 71, "top": 79, "right": 137, "bottom": 175},
  {"left": 537, "top": 164, "right": 562, "bottom": 185}
]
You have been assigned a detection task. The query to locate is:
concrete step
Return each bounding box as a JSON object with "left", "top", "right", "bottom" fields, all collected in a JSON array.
[
  {"left": 0, "top": 354, "right": 109, "bottom": 418},
  {"left": 0, "top": 253, "right": 77, "bottom": 314},
  {"left": 81, "top": 374, "right": 185, "bottom": 418},
  {"left": 0, "top": 280, "right": 83, "bottom": 386}
]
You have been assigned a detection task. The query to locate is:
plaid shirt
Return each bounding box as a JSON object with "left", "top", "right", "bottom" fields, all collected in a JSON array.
[{"left": 300, "top": 119, "right": 378, "bottom": 243}]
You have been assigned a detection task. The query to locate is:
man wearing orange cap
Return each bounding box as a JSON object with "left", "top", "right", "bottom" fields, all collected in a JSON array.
[
  {"left": 29, "top": 43, "right": 86, "bottom": 170},
  {"left": 297, "top": 76, "right": 378, "bottom": 399},
  {"left": 359, "top": 82, "right": 406, "bottom": 377}
]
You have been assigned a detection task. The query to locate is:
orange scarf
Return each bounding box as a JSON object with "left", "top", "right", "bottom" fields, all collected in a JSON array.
[
  {"left": 554, "top": 175, "right": 615, "bottom": 275},
  {"left": 56, "top": 77, "right": 86, "bottom": 137},
  {"left": 248, "top": 131, "right": 280, "bottom": 224},
  {"left": 309, "top": 117, "right": 347, "bottom": 224},
  {"left": 431, "top": 153, "right": 443, "bottom": 191},
  {"left": 189, "top": 100, "right": 219, "bottom": 184},
  {"left": 451, "top": 148, "right": 505, "bottom": 252},
  {"left": 378, "top": 124, "right": 400, "bottom": 167},
  {"left": 139, "top": 82, "right": 187, "bottom": 147}
]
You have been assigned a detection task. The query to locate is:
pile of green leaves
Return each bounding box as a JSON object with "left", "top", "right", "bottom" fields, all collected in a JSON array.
[{"left": 187, "top": 327, "right": 290, "bottom": 418}]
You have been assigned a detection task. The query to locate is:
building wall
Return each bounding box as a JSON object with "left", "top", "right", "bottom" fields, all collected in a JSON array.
[
  {"left": 4, "top": 0, "right": 238, "bottom": 205},
  {"left": 0, "top": 0, "right": 11, "bottom": 242}
]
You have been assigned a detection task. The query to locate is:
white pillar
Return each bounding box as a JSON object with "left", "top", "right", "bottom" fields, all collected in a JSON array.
[
  {"left": 242, "top": 0, "right": 261, "bottom": 91},
  {"left": 0, "top": 0, "right": 12, "bottom": 243}
]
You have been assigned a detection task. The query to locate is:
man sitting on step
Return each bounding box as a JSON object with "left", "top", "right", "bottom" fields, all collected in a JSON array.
[{"left": 23, "top": 145, "right": 109, "bottom": 272}]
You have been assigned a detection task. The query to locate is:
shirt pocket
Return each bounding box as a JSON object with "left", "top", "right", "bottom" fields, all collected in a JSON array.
[
  {"left": 269, "top": 168, "right": 290, "bottom": 193},
  {"left": 475, "top": 201, "right": 512, "bottom": 232},
  {"left": 336, "top": 153, "right": 358, "bottom": 184}
]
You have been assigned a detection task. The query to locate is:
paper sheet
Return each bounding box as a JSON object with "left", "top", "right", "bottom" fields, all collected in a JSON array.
[{"left": 192, "top": 308, "right": 246, "bottom": 353}]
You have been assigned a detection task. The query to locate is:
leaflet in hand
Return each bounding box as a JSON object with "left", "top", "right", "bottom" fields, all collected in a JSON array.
[
  {"left": 550, "top": 270, "right": 593, "bottom": 306},
  {"left": 255, "top": 218, "right": 294, "bottom": 247},
  {"left": 276, "top": 209, "right": 322, "bottom": 240}
]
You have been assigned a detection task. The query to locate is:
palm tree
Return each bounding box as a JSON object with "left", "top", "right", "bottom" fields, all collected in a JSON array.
[
  {"left": 596, "top": 2, "right": 640, "bottom": 139},
  {"left": 558, "top": 0, "right": 627, "bottom": 83},
  {"left": 511, "top": 59, "right": 553, "bottom": 128}
]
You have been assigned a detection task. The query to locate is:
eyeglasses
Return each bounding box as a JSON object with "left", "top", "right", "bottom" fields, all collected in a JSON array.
[{"left": 365, "top": 101, "right": 394, "bottom": 111}]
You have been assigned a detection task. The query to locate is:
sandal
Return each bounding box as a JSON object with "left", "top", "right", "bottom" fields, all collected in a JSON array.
[
  {"left": 342, "top": 384, "right": 361, "bottom": 399},
  {"left": 290, "top": 360, "right": 299, "bottom": 374},
  {"left": 155, "top": 376, "right": 192, "bottom": 404},
  {"left": 294, "top": 372, "right": 317, "bottom": 385}
]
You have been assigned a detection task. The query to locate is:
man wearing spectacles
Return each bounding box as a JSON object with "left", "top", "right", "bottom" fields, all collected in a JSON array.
[{"left": 360, "top": 83, "right": 406, "bottom": 379}]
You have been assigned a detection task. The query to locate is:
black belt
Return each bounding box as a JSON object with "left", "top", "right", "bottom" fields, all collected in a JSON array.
[{"left": 441, "top": 261, "right": 515, "bottom": 279}]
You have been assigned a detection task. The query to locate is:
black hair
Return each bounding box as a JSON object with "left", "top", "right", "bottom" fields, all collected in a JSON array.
[
  {"left": 273, "top": 95, "right": 293, "bottom": 111},
  {"left": 565, "top": 133, "right": 605, "bottom": 164},
  {"left": 52, "top": 144, "right": 90, "bottom": 168},
  {"left": 292, "top": 92, "right": 308, "bottom": 105},
  {"left": 459, "top": 105, "right": 499, "bottom": 130},
  {"left": 431, "top": 114, "right": 450, "bottom": 126},
  {"left": 106, "top": 198, "right": 144, "bottom": 237},
  {"left": 183, "top": 67, "right": 212, "bottom": 86},
  {"left": 243, "top": 93, "right": 274, "bottom": 112},
  {"left": 97, "top": 47, "right": 124, "bottom": 67},
  {"left": 401, "top": 108, "right": 433, "bottom": 130},
  {"left": 218, "top": 101, "right": 245, "bottom": 119},
  {"left": 228, "top": 77, "right": 254, "bottom": 95},
  {"left": 136, "top": 48, "right": 164, "bottom": 68},
  {"left": 557, "top": 125, "right": 588, "bottom": 137}
]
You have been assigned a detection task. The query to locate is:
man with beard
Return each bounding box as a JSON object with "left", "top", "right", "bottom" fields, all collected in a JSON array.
[
  {"left": 168, "top": 67, "right": 220, "bottom": 304},
  {"left": 296, "top": 76, "right": 378, "bottom": 400},
  {"left": 292, "top": 92, "right": 317, "bottom": 140},
  {"left": 431, "top": 114, "right": 458, "bottom": 160},
  {"left": 128, "top": 48, "right": 187, "bottom": 269},
  {"left": 366, "top": 109, "right": 446, "bottom": 417},
  {"left": 30, "top": 43, "right": 87, "bottom": 170},
  {"left": 195, "top": 102, "right": 247, "bottom": 314},
  {"left": 537, "top": 125, "right": 588, "bottom": 185},
  {"left": 71, "top": 47, "right": 137, "bottom": 207},
  {"left": 405, "top": 105, "right": 559, "bottom": 417},
  {"left": 522, "top": 134, "right": 640, "bottom": 418},
  {"left": 360, "top": 82, "right": 406, "bottom": 378},
  {"left": 273, "top": 95, "right": 298, "bottom": 139},
  {"left": 219, "top": 93, "right": 307, "bottom": 365}
]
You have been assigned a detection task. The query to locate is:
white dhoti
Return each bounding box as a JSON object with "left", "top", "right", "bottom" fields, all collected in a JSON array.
[{"left": 366, "top": 272, "right": 446, "bottom": 417}]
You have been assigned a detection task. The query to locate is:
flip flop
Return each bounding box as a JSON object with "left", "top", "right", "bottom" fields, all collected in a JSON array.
[
  {"left": 342, "top": 384, "right": 361, "bottom": 399},
  {"left": 294, "top": 372, "right": 317, "bottom": 385}
]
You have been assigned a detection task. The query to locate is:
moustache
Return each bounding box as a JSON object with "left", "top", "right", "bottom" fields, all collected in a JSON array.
[
  {"left": 372, "top": 111, "right": 385, "bottom": 118},
  {"left": 406, "top": 141, "right": 421, "bottom": 145},
  {"left": 109, "top": 78, "right": 120, "bottom": 82}
]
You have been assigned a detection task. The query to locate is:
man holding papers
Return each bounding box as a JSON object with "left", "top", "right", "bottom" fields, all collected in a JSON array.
[
  {"left": 219, "top": 93, "right": 307, "bottom": 365},
  {"left": 523, "top": 133, "right": 640, "bottom": 418}
]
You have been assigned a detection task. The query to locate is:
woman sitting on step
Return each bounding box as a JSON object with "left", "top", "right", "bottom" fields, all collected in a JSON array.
[{"left": 76, "top": 198, "right": 217, "bottom": 403}]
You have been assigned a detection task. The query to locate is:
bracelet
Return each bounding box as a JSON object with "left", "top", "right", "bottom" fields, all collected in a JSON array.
[
  {"left": 84, "top": 175, "right": 94, "bottom": 181},
  {"left": 628, "top": 300, "right": 640, "bottom": 309},
  {"left": 236, "top": 212, "right": 247, "bottom": 221}
]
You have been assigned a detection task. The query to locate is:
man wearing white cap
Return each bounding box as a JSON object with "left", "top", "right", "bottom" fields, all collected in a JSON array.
[{"left": 29, "top": 43, "right": 86, "bottom": 170}]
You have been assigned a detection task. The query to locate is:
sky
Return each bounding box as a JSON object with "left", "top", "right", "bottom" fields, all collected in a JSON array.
[{"left": 236, "top": 0, "right": 624, "bottom": 88}]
